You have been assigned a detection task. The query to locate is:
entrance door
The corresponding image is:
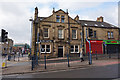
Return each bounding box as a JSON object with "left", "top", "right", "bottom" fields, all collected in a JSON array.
[{"left": 58, "top": 46, "right": 63, "bottom": 57}]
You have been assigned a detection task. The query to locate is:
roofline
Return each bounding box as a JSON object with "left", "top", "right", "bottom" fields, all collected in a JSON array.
[{"left": 82, "top": 25, "right": 119, "bottom": 29}]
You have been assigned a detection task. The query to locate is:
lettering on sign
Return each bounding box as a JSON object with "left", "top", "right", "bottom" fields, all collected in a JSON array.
[{"left": 111, "top": 41, "right": 117, "bottom": 43}]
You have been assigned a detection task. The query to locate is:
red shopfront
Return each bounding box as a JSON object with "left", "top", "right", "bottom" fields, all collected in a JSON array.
[{"left": 86, "top": 40, "right": 103, "bottom": 54}]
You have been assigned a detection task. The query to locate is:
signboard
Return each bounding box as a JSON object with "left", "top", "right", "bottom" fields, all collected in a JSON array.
[
  {"left": 103, "top": 40, "right": 120, "bottom": 44},
  {"left": 39, "top": 40, "right": 53, "bottom": 43}
]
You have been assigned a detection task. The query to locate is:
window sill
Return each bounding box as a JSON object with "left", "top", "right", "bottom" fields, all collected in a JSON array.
[
  {"left": 44, "top": 37, "right": 49, "bottom": 38},
  {"left": 108, "top": 38, "right": 114, "bottom": 39},
  {"left": 44, "top": 37, "right": 50, "bottom": 40},
  {"left": 72, "top": 38, "right": 78, "bottom": 40},
  {"left": 58, "top": 38, "right": 64, "bottom": 40},
  {"left": 70, "top": 52, "right": 79, "bottom": 53},
  {"left": 41, "top": 52, "right": 51, "bottom": 54}
]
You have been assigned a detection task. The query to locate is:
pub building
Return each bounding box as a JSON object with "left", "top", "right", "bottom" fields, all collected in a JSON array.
[{"left": 31, "top": 7, "right": 120, "bottom": 58}]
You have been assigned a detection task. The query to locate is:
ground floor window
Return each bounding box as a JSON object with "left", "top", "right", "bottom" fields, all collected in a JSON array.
[
  {"left": 41, "top": 45, "right": 51, "bottom": 53},
  {"left": 70, "top": 45, "right": 79, "bottom": 53}
]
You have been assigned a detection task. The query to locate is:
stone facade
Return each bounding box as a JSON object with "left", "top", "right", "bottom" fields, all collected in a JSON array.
[
  {"left": 1, "top": 38, "right": 13, "bottom": 55},
  {"left": 31, "top": 7, "right": 120, "bottom": 58}
]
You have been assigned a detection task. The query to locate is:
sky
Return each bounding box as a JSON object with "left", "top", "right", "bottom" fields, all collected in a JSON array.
[{"left": 0, "top": 0, "right": 120, "bottom": 45}]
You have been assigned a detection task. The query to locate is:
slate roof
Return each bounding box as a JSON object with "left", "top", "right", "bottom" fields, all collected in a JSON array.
[
  {"left": 78, "top": 20, "right": 119, "bottom": 29},
  {"left": 38, "top": 9, "right": 119, "bottom": 29}
]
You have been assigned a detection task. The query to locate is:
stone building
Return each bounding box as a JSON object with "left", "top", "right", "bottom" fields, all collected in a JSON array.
[
  {"left": 31, "top": 7, "right": 120, "bottom": 58},
  {"left": 1, "top": 38, "right": 13, "bottom": 55},
  {"left": 77, "top": 16, "right": 120, "bottom": 54}
]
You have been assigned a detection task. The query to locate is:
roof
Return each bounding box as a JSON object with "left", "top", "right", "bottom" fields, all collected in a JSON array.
[
  {"left": 37, "top": 9, "right": 119, "bottom": 29},
  {"left": 39, "top": 17, "right": 47, "bottom": 21},
  {"left": 78, "top": 20, "right": 119, "bottom": 29},
  {"left": 54, "top": 9, "right": 68, "bottom": 14}
]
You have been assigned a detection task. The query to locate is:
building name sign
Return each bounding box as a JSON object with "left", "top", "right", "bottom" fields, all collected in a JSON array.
[
  {"left": 39, "top": 40, "right": 53, "bottom": 43},
  {"left": 103, "top": 40, "right": 120, "bottom": 44}
]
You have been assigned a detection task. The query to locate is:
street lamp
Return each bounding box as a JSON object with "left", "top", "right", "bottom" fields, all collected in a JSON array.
[
  {"left": 29, "top": 17, "right": 34, "bottom": 70},
  {"left": 29, "top": 17, "right": 33, "bottom": 49},
  {"left": 29, "top": 16, "right": 40, "bottom": 69}
]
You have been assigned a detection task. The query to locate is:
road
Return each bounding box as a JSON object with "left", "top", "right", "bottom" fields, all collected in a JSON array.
[{"left": 3, "top": 63, "right": 119, "bottom": 78}]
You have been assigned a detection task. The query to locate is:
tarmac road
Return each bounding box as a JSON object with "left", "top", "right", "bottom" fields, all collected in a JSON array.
[{"left": 3, "top": 63, "right": 119, "bottom": 78}]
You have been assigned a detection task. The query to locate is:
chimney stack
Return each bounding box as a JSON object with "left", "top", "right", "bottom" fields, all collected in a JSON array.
[
  {"left": 53, "top": 7, "right": 55, "bottom": 13},
  {"left": 97, "top": 16, "right": 104, "bottom": 22},
  {"left": 66, "top": 9, "right": 68, "bottom": 14},
  {"left": 34, "top": 7, "right": 38, "bottom": 19}
]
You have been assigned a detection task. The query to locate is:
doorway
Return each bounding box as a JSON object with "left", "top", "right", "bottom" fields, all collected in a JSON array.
[{"left": 58, "top": 46, "right": 63, "bottom": 57}]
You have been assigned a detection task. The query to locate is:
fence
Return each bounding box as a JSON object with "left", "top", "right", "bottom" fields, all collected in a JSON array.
[{"left": 35, "top": 51, "right": 119, "bottom": 70}]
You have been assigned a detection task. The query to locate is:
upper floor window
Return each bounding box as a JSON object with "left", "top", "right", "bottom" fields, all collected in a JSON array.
[
  {"left": 58, "top": 29, "right": 63, "bottom": 39},
  {"left": 94, "top": 31, "right": 96, "bottom": 38},
  {"left": 72, "top": 29, "right": 77, "bottom": 39},
  {"left": 71, "top": 45, "right": 79, "bottom": 53},
  {"left": 61, "top": 16, "right": 64, "bottom": 23},
  {"left": 108, "top": 31, "right": 110, "bottom": 39},
  {"left": 111, "top": 32, "right": 113, "bottom": 38},
  {"left": 43, "top": 28, "right": 49, "bottom": 38},
  {"left": 56, "top": 15, "right": 60, "bottom": 22}
]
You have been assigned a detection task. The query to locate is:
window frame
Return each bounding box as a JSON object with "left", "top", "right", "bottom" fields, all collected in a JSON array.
[
  {"left": 70, "top": 45, "right": 79, "bottom": 53},
  {"left": 58, "top": 29, "right": 64, "bottom": 39},
  {"left": 72, "top": 29, "right": 77, "bottom": 39},
  {"left": 107, "top": 31, "right": 110, "bottom": 39},
  {"left": 70, "top": 45, "right": 74, "bottom": 53},
  {"left": 61, "top": 16, "right": 65, "bottom": 23},
  {"left": 111, "top": 32, "right": 113, "bottom": 38},
  {"left": 41, "top": 45, "right": 51, "bottom": 53},
  {"left": 56, "top": 15, "right": 60, "bottom": 22},
  {"left": 43, "top": 28, "right": 49, "bottom": 38}
]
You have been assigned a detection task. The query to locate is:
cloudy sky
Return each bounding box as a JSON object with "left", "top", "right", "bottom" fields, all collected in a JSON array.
[{"left": 0, "top": 0, "right": 119, "bottom": 45}]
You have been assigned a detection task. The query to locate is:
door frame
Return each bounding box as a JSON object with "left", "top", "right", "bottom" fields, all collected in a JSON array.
[{"left": 58, "top": 46, "right": 63, "bottom": 57}]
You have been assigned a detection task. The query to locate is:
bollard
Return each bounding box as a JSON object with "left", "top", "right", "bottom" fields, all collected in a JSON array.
[
  {"left": 67, "top": 54, "right": 70, "bottom": 67},
  {"left": 96, "top": 51, "right": 98, "bottom": 60},
  {"left": 109, "top": 53, "right": 111, "bottom": 59},
  {"left": 36, "top": 53, "right": 38, "bottom": 65},
  {"left": 88, "top": 52, "right": 89, "bottom": 61},
  {"left": 118, "top": 52, "right": 120, "bottom": 59},
  {"left": 89, "top": 53, "right": 92, "bottom": 65},
  {"left": 117, "top": 48, "right": 119, "bottom": 59},
  {"left": 44, "top": 55, "right": 46, "bottom": 69},
  {"left": 31, "top": 56, "right": 34, "bottom": 70}
]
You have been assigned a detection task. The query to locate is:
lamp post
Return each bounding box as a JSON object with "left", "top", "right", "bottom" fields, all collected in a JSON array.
[
  {"left": 67, "top": 10, "right": 70, "bottom": 67},
  {"left": 29, "top": 17, "right": 34, "bottom": 70},
  {"left": 29, "top": 17, "right": 39, "bottom": 67}
]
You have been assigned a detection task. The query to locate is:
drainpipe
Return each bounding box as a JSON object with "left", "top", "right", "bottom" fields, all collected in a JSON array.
[{"left": 86, "top": 28, "right": 92, "bottom": 65}]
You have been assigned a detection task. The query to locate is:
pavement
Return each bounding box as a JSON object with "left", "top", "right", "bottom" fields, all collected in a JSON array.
[{"left": 2, "top": 54, "right": 120, "bottom": 76}]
